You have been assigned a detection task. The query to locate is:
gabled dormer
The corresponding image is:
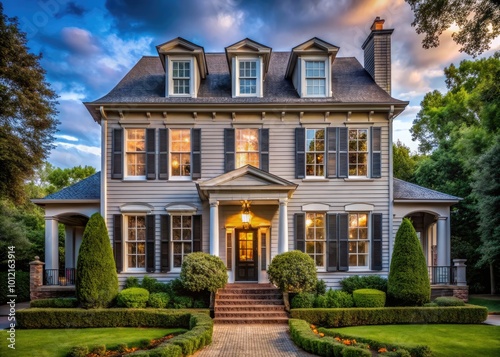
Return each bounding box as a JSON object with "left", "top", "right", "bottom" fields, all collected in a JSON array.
[
  {"left": 156, "top": 37, "right": 208, "bottom": 98},
  {"left": 225, "top": 38, "right": 272, "bottom": 98},
  {"left": 285, "top": 37, "right": 339, "bottom": 98}
]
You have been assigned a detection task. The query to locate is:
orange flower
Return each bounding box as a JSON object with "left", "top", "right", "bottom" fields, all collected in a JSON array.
[
  {"left": 313, "top": 329, "right": 318, "bottom": 334},
  {"left": 378, "top": 347, "right": 388, "bottom": 353},
  {"left": 335, "top": 337, "right": 341, "bottom": 342},
  {"left": 319, "top": 333, "right": 325, "bottom": 337},
  {"left": 310, "top": 324, "right": 316, "bottom": 329}
]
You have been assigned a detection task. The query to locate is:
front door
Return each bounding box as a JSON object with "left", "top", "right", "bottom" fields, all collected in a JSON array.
[{"left": 235, "top": 229, "right": 258, "bottom": 281}]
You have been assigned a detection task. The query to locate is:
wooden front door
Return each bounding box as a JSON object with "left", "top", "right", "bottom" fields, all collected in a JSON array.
[{"left": 235, "top": 229, "right": 258, "bottom": 281}]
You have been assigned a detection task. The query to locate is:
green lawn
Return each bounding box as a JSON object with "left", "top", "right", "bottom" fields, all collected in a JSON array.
[
  {"left": 327, "top": 324, "right": 500, "bottom": 357},
  {"left": 469, "top": 297, "right": 500, "bottom": 313},
  {"left": 0, "top": 327, "right": 186, "bottom": 357}
]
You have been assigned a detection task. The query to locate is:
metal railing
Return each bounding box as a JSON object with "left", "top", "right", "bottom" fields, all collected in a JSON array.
[
  {"left": 428, "top": 266, "right": 456, "bottom": 285},
  {"left": 44, "top": 268, "right": 76, "bottom": 286}
]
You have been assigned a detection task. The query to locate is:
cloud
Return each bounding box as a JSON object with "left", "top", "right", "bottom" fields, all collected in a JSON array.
[
  {"left": 55, "top": 2, "right": 88, "bottom": 19},
  {"left": 61, "top": 27, "right": 100, "bottom": 55},
  {"left": 49, "top": 143, "right": 101, "bottom": 170},
  {"left": 55, "top": 134, "right": 79, "bottom": 142}
]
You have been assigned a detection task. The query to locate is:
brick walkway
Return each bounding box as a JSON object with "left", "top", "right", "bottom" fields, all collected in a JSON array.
[{"left": 192, "top": 324, "right": 315, "bottom": 357}]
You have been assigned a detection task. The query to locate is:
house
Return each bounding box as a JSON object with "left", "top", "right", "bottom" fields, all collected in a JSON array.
[{"left": 33, "top": 17, "right": 466, "bottom": 296}]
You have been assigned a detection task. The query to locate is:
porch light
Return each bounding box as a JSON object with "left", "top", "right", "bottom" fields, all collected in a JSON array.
[{"left": 241, "top": 201, "right": 251, "bottom": 227}]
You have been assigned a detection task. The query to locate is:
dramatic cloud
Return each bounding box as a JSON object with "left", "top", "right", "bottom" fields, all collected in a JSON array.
[{"left": 55, "top": 1, "right": 88, "bottom": 19}]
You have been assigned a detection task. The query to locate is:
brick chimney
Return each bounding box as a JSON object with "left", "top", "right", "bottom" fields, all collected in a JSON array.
[{"left": 361, "top": 17, "right": 394, "bottom": 94}]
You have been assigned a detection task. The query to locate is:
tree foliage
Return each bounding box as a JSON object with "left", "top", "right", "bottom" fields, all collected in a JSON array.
[
  {"left": 393, "top": 140, "right": 421, "bottom": 182},
  {"left": 405, "top": 0, "right": 500, "bottom": 57},
  {"left": 0, "top": 4, "right": 59, "bottom": 204}
]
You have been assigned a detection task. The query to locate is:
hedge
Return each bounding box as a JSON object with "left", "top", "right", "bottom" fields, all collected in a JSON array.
[
  {"left": 353, "top": 289, "right": 386, "bottom": 308},
  {"left": 290, "top": 305, "right": 488, "bottom": 327},
  {"left": 30, "top": 298, "right": 78, "bottom": 308},
  {"left": 117, "top": 287, "right": 150, "bottom": 308}
]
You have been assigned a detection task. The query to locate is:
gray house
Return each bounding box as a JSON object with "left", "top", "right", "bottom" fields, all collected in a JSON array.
[{"left": 34, "top": 18, "right": 464, "bottom": 293}]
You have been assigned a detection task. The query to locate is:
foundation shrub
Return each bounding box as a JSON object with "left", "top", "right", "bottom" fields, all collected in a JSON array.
[
  {"left": 316, "top": 279, "right": 327, "bottom": 295},
  {"left": 314, "top": 294, "right": 327, "bottom": 308},
  {"left": 340, "top": 275, "right": 388, "bottom": 294},
  {"left": 30, "top": 297, "right": 78, "bottom": 308},
  {"left": 434, "top": 296, "right": 465, "bottom": 306},
  {"left": 141, "top": 276, "right": 169, "bottom": 294},
  {"left": 117, "top": 287, "right": 150, "bottom": 308},
  {"left": 124, "top": 276, "right": 140, "bottom": 289},
  {"left": 353, "top": 289, "right": 386, "bottom": 307},
  {"left": 172, "top": 295, "right": 193, "bottom": 309},
  {"left": 291, "top": 292, "right": 316, "bottom": 309},
  {"left": 148, "top": 292, "right": 170, "bottom": 308},
  {"left": 325, "top": 289, "right": 354, "bottom": 308}
]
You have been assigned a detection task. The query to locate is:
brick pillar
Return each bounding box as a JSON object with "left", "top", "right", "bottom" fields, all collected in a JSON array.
[{"left": 29, "top": 256, "right": 45, "bottom": 301}]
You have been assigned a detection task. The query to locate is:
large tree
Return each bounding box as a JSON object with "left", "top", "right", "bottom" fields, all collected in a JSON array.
[
  {"left": 0, "top": 3, "right": 58, "bottom": 204},
  {"left": 405, "top": 0, "right": 500, "bottom": 57}
]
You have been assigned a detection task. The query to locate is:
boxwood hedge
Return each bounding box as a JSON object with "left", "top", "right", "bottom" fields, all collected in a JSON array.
[{"left": 30, "top": 297, "right": 79, "bottom": 308}]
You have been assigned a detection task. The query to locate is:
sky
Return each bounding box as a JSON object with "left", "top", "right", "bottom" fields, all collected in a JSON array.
[{"left": 3, "top": 0, "right": 500, "bottom": 170}]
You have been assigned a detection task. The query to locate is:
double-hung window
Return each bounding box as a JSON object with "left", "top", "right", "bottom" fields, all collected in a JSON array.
[
  {"left": 172, "top": 61, "right": 190, "bottom": 95},
  {"left": 170, "top": 129, "right": 191, "bottom": 178},
  {"left": 171, "top": 215, "right": 192, "bottom": 269},
  {"left": 305, "top": 61, "right": 326, "bottom": 96},
  {"left": 126, "top": 129, "right": 146, "bottom": 178},
  {"left": 126, "top": 215, "right": 146, "bottom": 271},
  {"left": 306, "top": 212, "right": 326, "bottom": 267},
  {"left": 236, "top": 128, "right": 259, "bottom": 168},
  {"left": 348, "top": 213, "right": 369, "bottom": 268},
  {"left": 348, "top": 129, "right": 368, "bottom": 177},
  {"left": 239, "top": 60, "right": 257, "bottom": 95},
  {"left": 305, "top": 128, "right": 325, "bottom": 177}
]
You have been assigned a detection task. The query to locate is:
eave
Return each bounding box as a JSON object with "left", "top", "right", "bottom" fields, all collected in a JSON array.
[{"left": 32, "top": 199, "right": 100, "bottom": 206}]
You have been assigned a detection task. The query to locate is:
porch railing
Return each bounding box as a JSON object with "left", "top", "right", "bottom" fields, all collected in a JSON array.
[
  {"left": 428, "top": 266, "right": 456, "bottom": 285},
  {"left": 44, "top": 268, "right": 76, "bottom": 286}
]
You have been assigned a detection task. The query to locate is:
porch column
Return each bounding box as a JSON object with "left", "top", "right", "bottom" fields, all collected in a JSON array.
[
  {"left": 436, "top": 217, "right": 448, "bottom": 266},
  {"left": 45, "top": 217, "right": 59, "bottom": 270},
  {"left": 278, "top": 198, "right": 288, "bottom": 254},
  {"left": 210, "top": 199, "right": 219, "bottom": 256},
  {"left": 64, "top": 226, "right": 75, "bottom": 268}
]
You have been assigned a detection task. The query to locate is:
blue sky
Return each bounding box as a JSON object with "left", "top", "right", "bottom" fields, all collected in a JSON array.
[{"left": 3, "top": 0, "right": 499, "bottom": 169}]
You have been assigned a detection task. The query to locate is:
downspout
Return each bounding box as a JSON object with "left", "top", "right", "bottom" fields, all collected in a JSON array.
[
  {"left": 99, "top": 106, "right": 108, "bottom": 226},
  {"left": 388, "top": 105, "right": 394, "bottom": 269}
]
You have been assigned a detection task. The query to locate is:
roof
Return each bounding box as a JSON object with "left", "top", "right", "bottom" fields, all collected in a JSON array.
[
  {"left": 393, "top": 178, "right": 461, "bottom": 202},
  {"left": 41, "top": 172, "right": 101, "bottom": 200}
]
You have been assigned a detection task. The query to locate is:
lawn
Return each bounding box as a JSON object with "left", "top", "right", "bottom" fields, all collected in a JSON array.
[
  {"left": 0, "top": 327, "right": 186, "bottom": 357},
  {"left": 469, "top": 296, "right": 500, "bottom": 313},
  {"left": 327, "top": 324, "right": 500, "bottom": 357}
]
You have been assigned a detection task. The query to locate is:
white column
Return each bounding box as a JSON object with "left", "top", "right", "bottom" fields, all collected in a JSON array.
[
  {"left": 278, "top": 198, "right": 289, "bottom": 254},
  {"left": 437, "top": 217, "right": 448, "bottom": 266},
  {"left": 45, "top": 217, "right": 59, "bottom": 270},
  {"left": 64, "top": 226, "right": 74, "bottom": 268},
  {"left": 210, "top": 200, "right": 219, "bottom": 256}
]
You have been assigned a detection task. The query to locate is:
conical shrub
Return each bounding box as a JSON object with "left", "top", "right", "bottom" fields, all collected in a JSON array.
[
  {"left": 387, "top": 218, "right": 430, "bottom": 306},
  {"left": 76, "top": 212, "right": 118, "bottom": 308}
]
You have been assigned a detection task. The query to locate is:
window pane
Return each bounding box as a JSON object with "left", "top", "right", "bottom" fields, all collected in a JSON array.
[
  {"left": 171, "top": 129, "right": 191, "bottom": 177},
  {"left": 305, "top": 129, "right": 325, "bottom": 177},
  {"left": 235, "top": 129, "right": 259, "bottom": 168},
  {"left": 348, "top": 213, "right": 369, "bottom": 267},
  {"left": 128, "top": 255, "right": 136, "bottom": 267},
  {"left": 137, "top": 255, "right": 145, "bottom": 268},
  {"left": 137, "top": 242, "right": 145, "bottom": 254},
  {"left": 348, "top": 129, "right": 368, "bottom": 177}
]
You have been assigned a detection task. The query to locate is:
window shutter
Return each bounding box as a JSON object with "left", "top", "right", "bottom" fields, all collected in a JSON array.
[
  {"left": 295, "top": 128, "right": 305, "bottom": 178},
  {"left": 191, "top": 129, "right": 201, "bottom": 179},
  {"left": 146, "top": 129, "right": 156, "bottom": 180},
  {"left": 338, "top": 127, "right": 348, "bottom": 178},
  {"left": 112, "top": 129, "right": 123, "bottom": 179},
  {"left": 113, "top": 215, "right": 123, "bottom": 272},
  {"left": 224, "top": 128, "right": 235, "bottom": 172},
  {"left": 326, "top": 214, "right": 338, "bottom": 271},
  {"left": 160, "top": 215, "right": 170, "bottom": 272},
  {"left": 371, "top": 127, "right": 382, "bottom": 178},
  {"left": 338, "top": 213, "right": 349, "bottom": 271},
  {"left": 159, "top": 129, "right": 169, "bottom": 180},
  {"left": 326, "top": 127, "right": 337, "bottom": 178},
  {"left": 371, "top": 213, "right": 383, "bottom": 270},
  {"left": 192, "top": 214, "right": 202, "bottom": 252},
  {"left": 294, "top": 213, "right": 305, "bottom": 251},
  {"left": 146, "top": 215, "right": 155, "bottom": 273},
  {"left": 259, "top": 128, "right": 269, "bottom": 172}
]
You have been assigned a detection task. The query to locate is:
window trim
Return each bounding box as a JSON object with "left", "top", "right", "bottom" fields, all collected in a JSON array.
[
  {"left": 170, "top": 214, "right": 194, "bottom": 272},
  {"left": 124, "top": 215, "right": 147, "bottom": 273},
  {"left": 167, "top": 57, "right": 195, "bottom": 97},
  {"left": 124, "top": 128, "right": 147, "bottom": 180},
  {"left": 347, "top": 212, "right": 370, "bottom": 271},
  {"left": 169, "top": 128, "right": 192, "bottom": 180},
  {"left": 300, "top": 56, "right": 330, "bottom": 98},
  {"left": 233, "top": 57, "right": 263, "bottom": 98}
]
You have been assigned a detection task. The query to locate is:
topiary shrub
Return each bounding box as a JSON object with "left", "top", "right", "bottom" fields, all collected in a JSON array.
[
  {"left": 124, "top": 276, "right": 140, "bottom": 289},
  {"left": 434, "top": 296, "right": 465, "bottom": 306},
  {"left": 340, "top": 275, "right": 388, "bottom": 294},
  {"left": 387, "top": 218, "right": 430, "bottom": 306},
  {"left": 267, "top": 250, "right": 318, "bottom": 311},
  {"left": 117, "top": 287, "right": 150, "bottom": 308},
  {"left": 291, "top": 292, "right": 315, "bottom": 308},
  {"left": 353, "top": 289, "right": 386, "bottom": 307},
  {"left": 76, "top": 213, "right": 118, "bottom": 308},
  {"left": 324, "top": 289, "right": 354, "bottom": 308},
  {"left": 148, "top": 292, "right": 170, "bottom": 308}
]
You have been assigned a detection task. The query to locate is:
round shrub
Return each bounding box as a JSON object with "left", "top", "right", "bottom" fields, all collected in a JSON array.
[
  {"left": 353, "top": 289, "right": 386, "bottom": 307},
  {"left": 67, "top": 346, "right": 88, "bottom": 357},
  {"left": 90, "top": 345, "right": 106, "bottom": 356},
  {"left": 117, "top": 287, "right": 150, "bottom": 308},
  {"left": 180, "top": 252, "right": 227, "bottom": 293},
  {"left": 291, "top": 292, "right": 315, "bottom": 308},
  {"left": 340, "top": 275, "right": 388, "bottom": 294},
  {"left": 325, "top": 289, "right": 354, "bottom": 308},
  {"left": 148, "top": 292, "right": 169, "bottom": 308},
  {"left": 434, "top": 296, "right": 466, "bottom": 306}
]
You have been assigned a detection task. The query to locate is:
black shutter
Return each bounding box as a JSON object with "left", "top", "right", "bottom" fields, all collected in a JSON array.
[
  {"left": 295, "top": 128, "right": 305, "bottom": 178},
  {"left": 224, "top": 128, "right": 235, "bottom": 172},
  {"left": 326, "top": 127, "right": 337, "bottom": 178},
  {"left": 326, "top": 214, "right": 338, "bottom": 271},
  {"left": 338, "top": 128, "right": 348, "bottom": 178},
  {"left": 146, "top": 215, "right": 155, "bottom": 272},
  {"left": 371, "top": 213, "right": 383, "bottom": 270},
  {"left": 259, "top": 128, "right": 269, "bottom": 172},
  {"left": 191, "top": 129, "right": 201, "bottom": 179},
  {"left": 113, "top": 214, "right": 123, "bottom": 272},
  {"left": 338, "top": 213, "right": 349, "bottom": 271},
  {"left": 159, "top": 129, "right": 169, "bottom": 180},
  {"left": 294, "top": 213, "right": 306, "bottom": 252},
  {"left": 371, "top": 127, "right": 382, "bottom": 178},
  {"left": 192, "top": 214, "right": 202, "bottom": 252},
  {"left": 112, "top": 129, "right": 123, "bottom": 179},
  {"left": 160, "top": 215, "right": 170, "bottom": 272},
  {"left": 146, "top": 129, "right": 156, "bottom": 180}
]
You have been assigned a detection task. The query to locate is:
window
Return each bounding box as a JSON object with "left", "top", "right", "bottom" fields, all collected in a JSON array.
[
  {"left": 172, "top": 61, "right": 190, "bottom": 94},
  {"left": 172, "top": 215, "right": 192, "bottom": 268},
  {"left": 170, "top": 129, "right": 191, "bottom": 177},
  {"left": 349, "top": 129, "right": 368, "bottom": 177},
  {"left": 305, "top": 213, "right": 326, "bottom": 267},
  {"left": 306, "top": 129, "right": 325, "bottom": 177},
  {"left": 348, "top": 213, "right": 369, "bottom": 268},
  {"left": 126, "top": 216, "right": 146, "bottom": 270},
  {"left": 305, "top": 61, "right": 326, "bottom": 96},
  {"left": 126, "top": 129, "right": 146, "bottom": 178},
  {"left": 239, "top": 60, "right": 257, "bottom": 94},
  {"left": 236, "top": 128, "right": 259, "bottom": 168}
]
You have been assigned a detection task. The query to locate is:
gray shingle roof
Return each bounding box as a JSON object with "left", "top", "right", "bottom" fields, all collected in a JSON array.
[
  {"left": 90, "top": 52, "right": 407, "bottom": 105},
  {"left": 393, "top": 178, "right": 461, "bottom": 201},
  {"left": 43, "top": 172, "right": 100, "bottom": 200}
]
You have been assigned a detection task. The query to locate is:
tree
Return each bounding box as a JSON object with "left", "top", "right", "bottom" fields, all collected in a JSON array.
[
  {"left": 387, "top": 218, "right": 430, "bottom": 306},
  {"left": 76, "top": 213, "right": 118, "bottom": 308},
  {"left": 46, "top": 165, "right": 96, "bottom": 194},
  {"left": 0, "top": 3, "right": 58, "bottom": 204},
  {"left": 405, "top": 0, "right": 500, "bottom": 57},
  {"left": 393, "top": 140, "right": 420, "bottom": 182}
]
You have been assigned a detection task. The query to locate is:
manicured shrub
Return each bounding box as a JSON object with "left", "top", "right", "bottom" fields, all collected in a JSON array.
[
  {"left": 424, "top": 302, "right": 438, "bottom": 307},
  {"left": 387, "top": 218, "right": 430, "bottom": 306},
  {"left": 353, "top": 289, "right": 386, "bottom": 307},
  {"left": 434, "top": 296, "right": 465, "bottom": 306},
  {"left": 314, "top": 294, "right": 327, "bottom": 308},
  {"left": 30, "top": 297, "right": 78, "bottom": 308},
  {"left": 325, "top": 289, "right": 354, "bottom": 308},
  {"left": 141, "top": 275, "right": 159, "bottom": 292},
  {"left": 291, "top": 292, "right": 315, "bottom": 308},
  {"left": 117, "top": 287, "right": 150, "bottom": 308},
  {"left": 149, "top": 344, "right": 183, "bottom": 357},
  {"left": 76, "top": 213, "right": 118, "bottom": 308},
  {"left": 124, "top": 276, "right": 140, "bottom": 289},
  {"left": 90, "top": 344, "right": 106, "bottom": 356},
  {"left": 139, "top": 338, "right": 151, "bottom": 349},
  {"left": 67, "top": 346, "right": 88, "bottom": 357},
  {"left": 340, "top": 275, "right": 388, "bottom": 294},
  {"left": 149, "top": 292, "right": 169, "bottom": 308}
]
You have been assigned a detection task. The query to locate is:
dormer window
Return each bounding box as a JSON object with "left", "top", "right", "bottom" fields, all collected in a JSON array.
[
  {"left": 305, "top": 60, "right": 326, "bottom": 96},
  {"left": 172, "top": 60, "right": 191, "bottom": 94},
  {"left": 239, "top": 60, "right": 257, "bottom": 95}
]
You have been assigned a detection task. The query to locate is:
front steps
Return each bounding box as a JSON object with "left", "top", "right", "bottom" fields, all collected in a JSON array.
[{"left": 214, "top": 283, "right": 289, "bottom": 324}]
